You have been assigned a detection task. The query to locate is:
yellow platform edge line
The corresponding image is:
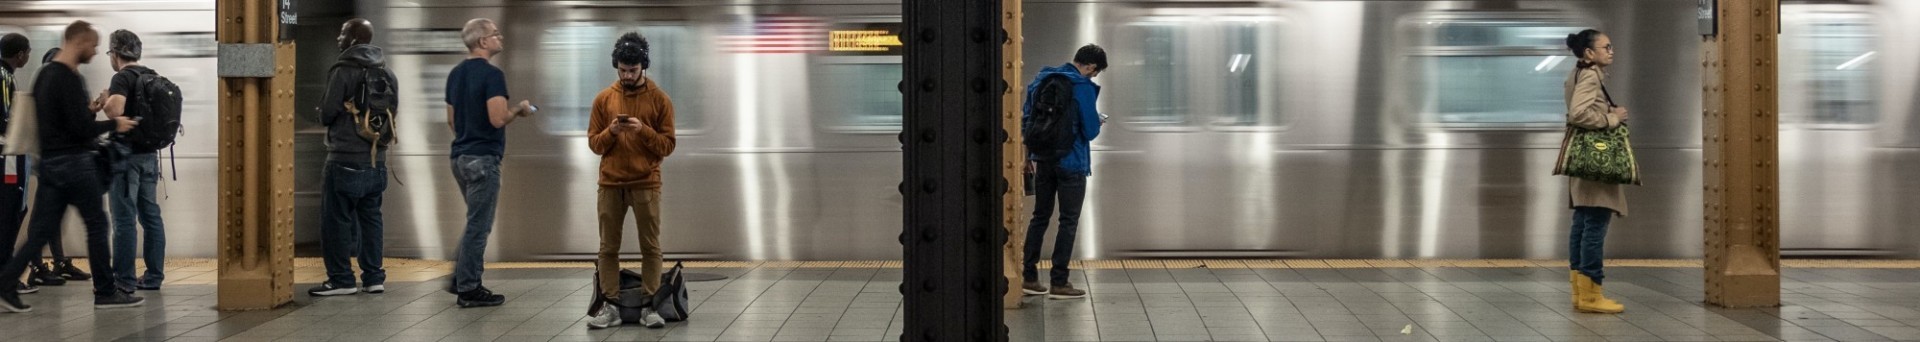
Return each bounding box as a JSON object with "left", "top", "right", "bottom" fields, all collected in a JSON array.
[{"left": 78, "top": 257, "right": 1920, "bottom": 274}]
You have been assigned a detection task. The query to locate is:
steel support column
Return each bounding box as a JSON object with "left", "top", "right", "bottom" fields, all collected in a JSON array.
[
  {"left": 215, "top": 0, "right": 298, "bottom": 310},
  {"left": 901, "top": 0, "right": 1007, "bottom": 339},
  {"left": 999, "top": 0, "right": 1026, "bottom": 310},
  {"left": 1702, "top": 0, "right": 1782, "bottom": 308}
]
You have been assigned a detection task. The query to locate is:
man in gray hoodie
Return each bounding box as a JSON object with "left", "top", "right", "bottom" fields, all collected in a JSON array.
[{"left": 309, "top": 18, "right": 396, "bottom": 297}]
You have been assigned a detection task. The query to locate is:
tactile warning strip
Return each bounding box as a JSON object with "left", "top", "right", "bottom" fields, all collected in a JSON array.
[{"left": 76, "top": 258, "right": 1920, "bottom": 286}]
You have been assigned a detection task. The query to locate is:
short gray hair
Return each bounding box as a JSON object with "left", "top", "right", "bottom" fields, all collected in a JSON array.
[{"left": 461, "top": 18, "right": 495, "bottom": 50}]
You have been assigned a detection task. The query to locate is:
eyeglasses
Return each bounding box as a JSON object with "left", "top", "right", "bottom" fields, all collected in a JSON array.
[{"left": 1596, "top": 44, "right": 1614, "bottom": 53}]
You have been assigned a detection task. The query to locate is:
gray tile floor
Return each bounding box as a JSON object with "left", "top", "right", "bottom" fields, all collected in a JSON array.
[{"left": 2, "top": 266, "right": 1919, "bottom": 341}]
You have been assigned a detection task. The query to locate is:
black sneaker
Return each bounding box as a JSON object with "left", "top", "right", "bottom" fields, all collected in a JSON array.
[
  {"left": 94, "top": 291, "right": 146, "bottom": 309},
  {"left": 0, "top": 290, "right": 29, "bottom": 313},
  {"left": 16, "top": 282, "right": 36, "bottom": 294},
  {"left": 28, "top": 264, "right": 64, "bottom": 286},
  {"left": 52, "top": 259, "right": 91, "bottom": 281},
  {"left": 308, "top": 283, "right": 359, "bottom": 297},
  {"left": 456, "top": 286, "right": 505, "bottom": 308},
  {"left": 135, "top": 278, "right": 162, "bottom": 291}
]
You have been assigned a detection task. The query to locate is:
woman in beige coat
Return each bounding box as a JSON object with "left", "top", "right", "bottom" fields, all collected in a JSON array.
[{"left": 1561, "top": 29, "right": 1627, "bottom": 314}]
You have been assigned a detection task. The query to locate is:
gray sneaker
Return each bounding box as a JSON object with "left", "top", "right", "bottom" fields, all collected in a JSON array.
[
  {"left": 586, "top": 303, "right": 621, "bottom": 329},
  {"left": 363, "top": 285, "right": 385, "bottom": 294},
  {"left": 639, "top": 307, "right": 666, "bottom": 329},
  {"left": 1021, "top": 281, "right": 1048, "bottom": 296},
  {"left": 1047, "top": 283, "right": 1087, "bottom": 299}
]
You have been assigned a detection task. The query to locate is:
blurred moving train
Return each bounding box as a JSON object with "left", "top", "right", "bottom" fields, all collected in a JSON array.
[{"left": 2, "top": 0, "right": 1916, "bottom": 262}]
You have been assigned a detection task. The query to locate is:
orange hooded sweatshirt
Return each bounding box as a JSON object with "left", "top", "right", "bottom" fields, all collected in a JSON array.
[{"left": 588, "top": 77, "right": 676, "bottom": 189}]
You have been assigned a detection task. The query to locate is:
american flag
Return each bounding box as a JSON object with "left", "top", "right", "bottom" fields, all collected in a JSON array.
[{"left": 720, "top": 16, "right": 829, "bottom": 54}]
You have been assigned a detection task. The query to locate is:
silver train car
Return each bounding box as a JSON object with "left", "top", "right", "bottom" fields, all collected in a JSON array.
[
  {"left": 0, "top": 1, "right": 222, "bottom": 259},
  {"left": 5, "top": 0, "right": 1917, "bottom": 262}
]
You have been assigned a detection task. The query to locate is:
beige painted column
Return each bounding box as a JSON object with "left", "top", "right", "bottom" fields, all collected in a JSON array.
[
  {"left": 1001, "top": 0, "right": 1027, "bottom": 310},
  {"left": 215, "top": 0, "right": 297, "bottom": 310}
]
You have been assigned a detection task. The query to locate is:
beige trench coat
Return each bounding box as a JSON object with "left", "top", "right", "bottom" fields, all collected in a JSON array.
[{"left": 1557, "top": 66, "right": 1628, "bottom": 216}]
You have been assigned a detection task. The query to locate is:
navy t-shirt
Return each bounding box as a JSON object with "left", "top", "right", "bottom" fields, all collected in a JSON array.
[{"left": 446, "top": 58, "right": 509, "bottom": 157}]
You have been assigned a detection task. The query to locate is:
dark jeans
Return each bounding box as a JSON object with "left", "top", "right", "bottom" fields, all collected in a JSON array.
[
  {"left": 1023, "top": 161, "right": 1087, "bottom": 286},
  {"left": 1569, "top": 206, "right": 1613, "bottom": 284},
  {"left": 0, "top": 152, "right": 116, "bottom": 296},
  {"left": 0, "top": 158, "right": 63, "bottom": 266},
  {"left": 110, "top": 152, "right": 165, "bottom": 285},
  {"left": 321, "top": 160, "right": 389, "bottom": 287},
  {"left": 449, "top": 154, "right": 501, "bottom": 293}
]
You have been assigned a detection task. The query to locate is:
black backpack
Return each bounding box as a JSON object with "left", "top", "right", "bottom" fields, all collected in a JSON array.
[
  {"left": 1022, "top": 74, "right": 1079, "bottom": 161},
  {"left": 338, "top": 63, "right": 398, "bottom": 149},
  {"left": 122, "top": 67, "right": 182, "bottom": 152}
]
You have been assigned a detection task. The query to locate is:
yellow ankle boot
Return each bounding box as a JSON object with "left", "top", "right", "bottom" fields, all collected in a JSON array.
[
  {"left": 1568, "top": 271, "right": 1580, "bottom": 306},
  {"left": 1573, "top": 273, "right": 1624, "bottom": 313}
]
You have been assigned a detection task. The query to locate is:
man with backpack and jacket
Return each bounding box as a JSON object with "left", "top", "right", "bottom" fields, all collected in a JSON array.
[
  {"left": 1020, "top": 44, "right": 1107, "bottom": 300},
  {"left": 308, "top": 18, "right": 397, "bottom": 297},
  {"left": 100, "top": 29, "right": 179, "bottom": 292}
]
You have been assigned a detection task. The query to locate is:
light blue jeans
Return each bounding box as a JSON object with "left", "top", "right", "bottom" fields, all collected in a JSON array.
[
  {"left": 449, "top": 154, "right": 501, "bottom": 293},
  {"left": 111, "top": 152, "right": 165, "bottom": 287}
]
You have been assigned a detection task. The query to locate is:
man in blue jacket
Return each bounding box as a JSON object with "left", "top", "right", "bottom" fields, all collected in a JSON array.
[{"left": 1021, "top": 44, "right": 1106, "bottom": 299}]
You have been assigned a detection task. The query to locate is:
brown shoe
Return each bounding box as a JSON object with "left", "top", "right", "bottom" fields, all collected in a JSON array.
[
  {"left": 1021, "top": 282, "right": 1048, "bottom": 296},
  {"left": 1047, "top": 283, "right": 1086, "bottom": 299}
]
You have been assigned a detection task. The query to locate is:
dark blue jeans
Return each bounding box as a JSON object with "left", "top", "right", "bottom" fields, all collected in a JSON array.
[
  {"left": 321, "top": 160, "right": 388, "bottom": 287},
  {"left": 0, "top": 152, "right": 117, "bottom": 296},
  {"left": 1024, "top": 162, "right": 1087, "bottom": 286},
  {"left": 110, "top": 152, "right": 165, "bottom": 286},
  {"left": 1569, "top": 206, "right": 1614, "bottom": 284},
  {"left": 449, "top": 154, "right": 501, "bottom": 294}
]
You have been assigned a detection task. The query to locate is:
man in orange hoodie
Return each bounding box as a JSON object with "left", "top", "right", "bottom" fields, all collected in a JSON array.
[{"left": 585, "top": 32, "right": 676, "bottom": 329}]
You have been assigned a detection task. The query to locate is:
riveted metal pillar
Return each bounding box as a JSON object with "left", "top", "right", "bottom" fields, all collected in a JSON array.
[
  {"left": 216, "top": 0, "right": 298, "bottom": 310},
  {"left": 901, "top": 0, "right": 1006, "bottom": 339},
  {"left": 1701, "top": 0, "right": 1781, "bottom": 308},
  {"left": 999, "top": 0, "right": 1026, "bottom": 310}
]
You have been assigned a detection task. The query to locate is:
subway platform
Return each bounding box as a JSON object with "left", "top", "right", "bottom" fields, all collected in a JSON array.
[{"left": 1, "top": 259, "right": 1918, "bottom": 342}]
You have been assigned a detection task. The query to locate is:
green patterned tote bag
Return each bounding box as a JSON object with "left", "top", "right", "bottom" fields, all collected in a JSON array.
[{"left": 1558, "top": 124, "right": 1640, "bottom": 185}]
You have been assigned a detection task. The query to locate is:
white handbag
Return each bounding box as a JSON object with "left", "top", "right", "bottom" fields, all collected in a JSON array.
[{"left": 3, "top": 90, "right": 38, "bottom": 156}]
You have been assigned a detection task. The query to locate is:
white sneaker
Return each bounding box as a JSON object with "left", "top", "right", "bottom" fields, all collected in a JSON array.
[
  {"left": 640, "top": 307, "right": 666, "bottom": 328},
  {"left": 586, "top": 303, "right": 621, "bottom": 329},
  {"left": 363, "top": 285, "right": 385, "bottom": 294}
]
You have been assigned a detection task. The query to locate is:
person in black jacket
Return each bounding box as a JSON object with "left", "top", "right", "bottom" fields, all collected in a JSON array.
[
  {"left": 307, "top": 18, "right": 396, "bottom": 297},
  {"left": 16, "top": 47, "right": 95, "bottom": 289},
  {"left": 0, "top": 33, "right": 33, "bottom": 295},
  {"left": 0, "top": 21, "right": 141, "bottom": 313}
]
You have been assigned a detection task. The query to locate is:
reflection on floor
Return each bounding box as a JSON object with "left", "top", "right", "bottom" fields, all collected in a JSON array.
[{"left": 2, "top": 259, "right": 1919, "bottom": 341}]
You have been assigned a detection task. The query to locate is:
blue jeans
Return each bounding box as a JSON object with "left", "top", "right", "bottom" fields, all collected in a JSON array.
[
  {"left": 0, "top": 153, "right": 116, "bottom": 296},
  {"left": 110, "top": 152, "right": 165, "bottom": 286},
  {"left": 321, "top": 161, "right": 388, "bottom": 287},
  {"left": 449, "top": 154, "right": 501, "bottom": 293},
  {"left": 1024, "top": 162, "right": 1087, "bottom": 286},
  {"left": 1569, "top": 206, "right": 1613, "bottom": 284}
]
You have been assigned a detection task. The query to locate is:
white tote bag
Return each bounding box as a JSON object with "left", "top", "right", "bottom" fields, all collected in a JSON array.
[{"left": 3, "top": 90, "right": 39, "bottom": 156}]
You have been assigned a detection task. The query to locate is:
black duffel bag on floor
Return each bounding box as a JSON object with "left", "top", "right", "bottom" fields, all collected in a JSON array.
[{"left": 652, "top": 262, "right": 690, "bottom": 322}]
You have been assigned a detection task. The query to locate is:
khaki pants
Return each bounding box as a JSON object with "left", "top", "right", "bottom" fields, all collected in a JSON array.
[{"left": 597, "top": 187, "right": 662, "bottom": 299}]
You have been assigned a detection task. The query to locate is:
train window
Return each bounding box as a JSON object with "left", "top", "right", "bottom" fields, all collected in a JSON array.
[
  {"left": 814, "top": 21, "right": 904, "bottom": 133},
  {"left": 143, "top": 32, "right": 217, "bottom": 58},
  {"left": 1121, "top": 18, "right": 1282, "bottom": 129},
  {"left": 1401, "top": 15, "right": 1585, "bottom": 128},
  {"left": 813, "top": 63, "right": 904, "bottom": 131},
  {"left": 537, "top": 25, "right": 703, "bottom": 135},
  {"left": 1781, "top": 12, "right": 1876, "bottom": 126}
]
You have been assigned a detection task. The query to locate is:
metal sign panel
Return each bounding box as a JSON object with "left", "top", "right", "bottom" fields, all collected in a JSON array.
[{"left": 1699, "top": 0, "right": 1716, "bottom": 36}]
